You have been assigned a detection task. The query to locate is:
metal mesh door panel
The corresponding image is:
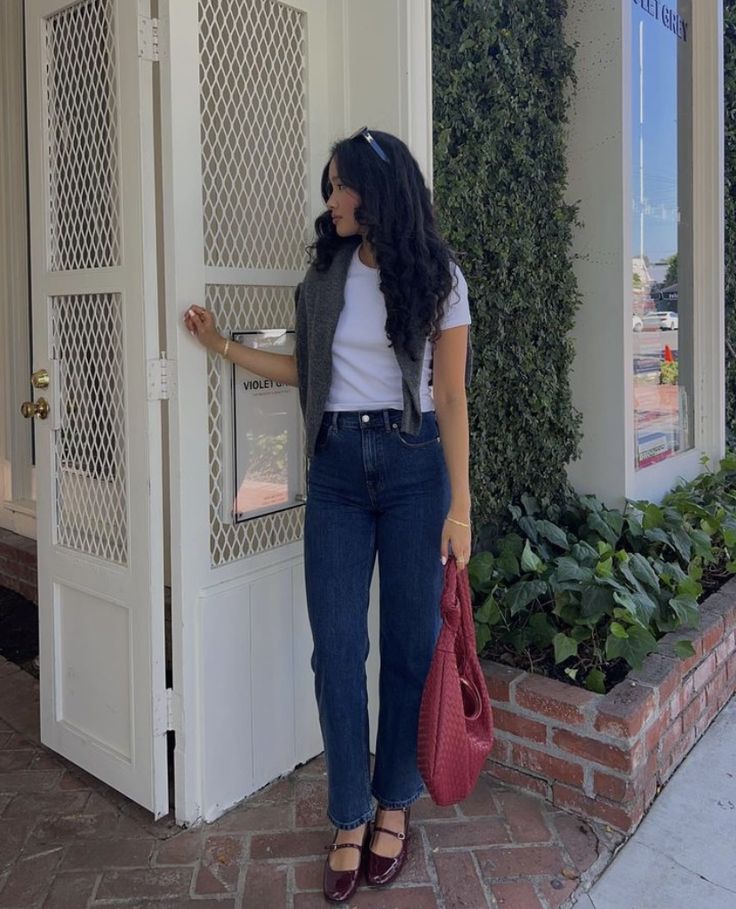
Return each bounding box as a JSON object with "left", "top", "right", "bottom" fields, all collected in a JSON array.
[
  {"left": 198, "top": 0, "right": 310, "bottom": 270},
  {"left": 206, "top": 284, "right": 304, "bottom": 566},
  {"left": 45, "top": 0, "right": 121, "bottom": 271},
  {"left": 51, "top": 294, "right": 128, "bottom": 564},
  {"left": 199, "top": 0, "right": 313, "bottom": 565}
]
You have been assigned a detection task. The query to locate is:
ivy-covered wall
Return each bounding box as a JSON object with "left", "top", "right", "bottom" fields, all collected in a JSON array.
[
  {"left": 432, "top": 0, "right": 582, "bottom": 534},
  {"left": 725, "top": 1, "right": 736, "bottom": 439}
]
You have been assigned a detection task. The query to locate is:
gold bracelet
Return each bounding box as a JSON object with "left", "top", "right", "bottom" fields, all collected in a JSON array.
[
  {"left": 222, "top": 338, "right": 230, "bottom": 359},
  {"left": 446, "top": 516, "right": 471, "bottom": 529}
]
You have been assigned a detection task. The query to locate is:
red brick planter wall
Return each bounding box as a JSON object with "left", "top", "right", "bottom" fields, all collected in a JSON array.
[
  {"left": 482, "top": 577, "right": 736, "bottom": 834},
  {"left": 0, "top": 529, "right": 37, "bottom": 604}
]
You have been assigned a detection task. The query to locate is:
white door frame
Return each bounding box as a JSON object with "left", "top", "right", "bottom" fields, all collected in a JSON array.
[{"left": 0, "top": 0, "right": 35, "bottom": 535}]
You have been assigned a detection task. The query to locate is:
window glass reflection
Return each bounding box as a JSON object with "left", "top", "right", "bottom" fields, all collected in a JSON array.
[{"left": 631, "top": 0, "right": 693, "bottom": 469}]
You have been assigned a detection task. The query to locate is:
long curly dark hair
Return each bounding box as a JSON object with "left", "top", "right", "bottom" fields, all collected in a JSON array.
[{"left": 309, "top": 130, "right": 456, "bottom": 358}]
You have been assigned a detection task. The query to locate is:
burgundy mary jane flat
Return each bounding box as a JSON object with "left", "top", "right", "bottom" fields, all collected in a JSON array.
[
  {"left": 322, "top": 823, "right": 370, "bottom": 903},
  {"left": 365, "top": 805, "right": 410, "bottom": 887}
]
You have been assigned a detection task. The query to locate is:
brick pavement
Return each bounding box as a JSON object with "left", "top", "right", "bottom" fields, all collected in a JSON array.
[{"left": 0, "top": 655, "right": 622, "bottom": 908}]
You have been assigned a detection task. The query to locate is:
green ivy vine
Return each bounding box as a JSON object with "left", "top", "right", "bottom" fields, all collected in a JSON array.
[{"left": 432, "top": 0, "right": 583, "bottom": 530}]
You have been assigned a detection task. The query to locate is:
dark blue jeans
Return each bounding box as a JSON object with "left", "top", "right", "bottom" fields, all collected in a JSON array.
[{"left": 304, "top": 408, "right": 450, "bottom": 829}]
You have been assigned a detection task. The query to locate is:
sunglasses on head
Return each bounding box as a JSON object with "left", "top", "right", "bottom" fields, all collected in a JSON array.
[{"left": 349, "top": 126, "right": 390, "bottom": 164}]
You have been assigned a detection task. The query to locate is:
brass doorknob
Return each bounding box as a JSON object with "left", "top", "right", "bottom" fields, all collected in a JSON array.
[
  {"left": 20, "top": 398, "right": 50, "bottom": 420},
  {"left": 31, "top": 369, "right": 49, "bottom": 389}
]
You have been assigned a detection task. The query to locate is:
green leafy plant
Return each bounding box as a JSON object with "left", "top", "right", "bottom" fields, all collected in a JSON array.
[
  {"left": 432, "top": 0, "right": 583, "bottom": 529},
  {"left": 470, "top": 454, "right": 736, "bottom": 692},
  {"left": 660, "top": 361, "right": 678, "bottom": 385},
  {"left": 663, "top": 253, "right": 678, "bottom": 288}
]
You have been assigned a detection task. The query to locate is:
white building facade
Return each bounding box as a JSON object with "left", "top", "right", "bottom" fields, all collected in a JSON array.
[{"left": 0, "top": 0, "right": 725, "bottom": 825}]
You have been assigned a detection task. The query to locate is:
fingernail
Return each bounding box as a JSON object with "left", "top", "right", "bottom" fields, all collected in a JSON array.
[{"left": 441, "top": 556, "right": 447, "bottom": 565}]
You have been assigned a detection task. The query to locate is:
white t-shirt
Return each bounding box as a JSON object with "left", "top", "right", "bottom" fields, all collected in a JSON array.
[{"left": 325, "top": 247, "right": 471, "bottom": 412}]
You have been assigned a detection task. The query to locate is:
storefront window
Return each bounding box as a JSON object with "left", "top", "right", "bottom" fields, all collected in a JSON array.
[{"left": 631, "top": 0, "right": 693, "bottom": 469}]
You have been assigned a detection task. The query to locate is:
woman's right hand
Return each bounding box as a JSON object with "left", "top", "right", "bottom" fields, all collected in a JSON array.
[{"left": 183, "top": 304, "right": 224, "bottom": 353}]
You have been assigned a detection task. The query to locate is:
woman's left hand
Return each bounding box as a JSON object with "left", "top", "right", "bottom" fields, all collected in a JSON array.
[{"left": 441, "top": 516, "right": 472, "bottom": 571}]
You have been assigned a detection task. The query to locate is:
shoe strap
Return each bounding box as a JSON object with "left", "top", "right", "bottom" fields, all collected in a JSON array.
[
  {"left": 325, "top": 840, "right": 364, "bottom": 852},
  {"left": 371, "top": 824, "right": 406, "bottom": 840}
]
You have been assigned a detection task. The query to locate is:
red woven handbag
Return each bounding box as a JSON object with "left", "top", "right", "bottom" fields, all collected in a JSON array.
[{"left": 417, "top": 556, "right": 494, "bottom": 805}]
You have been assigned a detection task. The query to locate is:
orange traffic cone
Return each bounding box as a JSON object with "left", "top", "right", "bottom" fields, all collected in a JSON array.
[{"left": 664, "top": 344, "right": 674, "bottom": 363}]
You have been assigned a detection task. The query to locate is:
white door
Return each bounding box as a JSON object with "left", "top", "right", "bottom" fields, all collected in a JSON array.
[
  {"left": 158, "top": 0, "right": 335, "bottom": 822},
  {"left": 24, "top": 0, "right": 168, "bottom": 817}
]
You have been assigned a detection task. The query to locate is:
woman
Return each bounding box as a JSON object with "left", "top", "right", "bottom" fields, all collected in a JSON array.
[{"left": 184, "top": 128, "right": 471, "bottom": 903}]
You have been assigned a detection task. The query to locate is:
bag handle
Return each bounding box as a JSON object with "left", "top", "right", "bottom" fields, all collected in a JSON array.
[{"left": 443, "top": 557, "right": 485, "bottom": 721}]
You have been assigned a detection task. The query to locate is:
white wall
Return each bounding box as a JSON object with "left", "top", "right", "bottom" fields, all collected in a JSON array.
[
  {"left": 0, "top": 0, "right": 35, "bottom": 538},
  {"left": 328, "top": 0, "right": 433, "bottom": 179},
  {"left": 563, "top": 1, "right": 630, "bottom": 508}
]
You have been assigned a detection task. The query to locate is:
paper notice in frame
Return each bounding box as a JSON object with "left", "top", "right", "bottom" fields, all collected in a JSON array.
[{"left": 231, "top": 330, "right": 304, "bottom": 522}]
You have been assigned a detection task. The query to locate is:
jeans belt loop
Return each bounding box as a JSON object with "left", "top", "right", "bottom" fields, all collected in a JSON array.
[
  {"left": 381, "top": 409, "right": 392, "bottom": 432},
  {"left": 330, "top": 411, "right": 339, "bottom": 430}
]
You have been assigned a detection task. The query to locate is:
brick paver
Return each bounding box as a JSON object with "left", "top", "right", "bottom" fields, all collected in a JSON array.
[{"left": 0, "top": 654, "right": 622, "bottom": 908}]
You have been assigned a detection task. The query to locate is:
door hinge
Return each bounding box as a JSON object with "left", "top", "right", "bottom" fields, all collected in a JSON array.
[
  {"left": 138, "top": 15, "right": 159, "bottom": 62},
  {"left": 148, "top": 354, "right": 175, "bottom": 401},
  {"left": 155, "top": 687, "right": 179, "bottom": 735}
]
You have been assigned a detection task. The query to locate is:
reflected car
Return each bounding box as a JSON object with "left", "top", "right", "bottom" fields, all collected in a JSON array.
[
  {"left": 633, "top": 314, "right": 643, "bottom": 332},
  {"left": 642, "top": 311, "right": 678, "bottom": 331}
]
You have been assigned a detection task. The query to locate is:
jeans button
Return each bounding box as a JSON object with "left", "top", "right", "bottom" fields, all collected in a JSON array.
[{"left": 361, "top": 414, "right": 370, "bottom": 423}]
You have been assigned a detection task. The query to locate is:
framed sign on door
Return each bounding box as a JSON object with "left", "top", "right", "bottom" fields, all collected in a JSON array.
[{"left": 229, "top": 330, "right": 305, "bottom": 523}]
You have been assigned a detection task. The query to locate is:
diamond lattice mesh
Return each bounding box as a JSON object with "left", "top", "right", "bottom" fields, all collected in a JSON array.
[
  {"left": 45, "top": 0, "right": 121, "bottom": 271},
  {"left": 198, "top": 0, "right": 310, "bottom": 270},
  {"left": 51, "top": 294, "right": 128, "bottom": 564},
  {"left": 206, "top": 284, "right": 304, "bottom": 565}
]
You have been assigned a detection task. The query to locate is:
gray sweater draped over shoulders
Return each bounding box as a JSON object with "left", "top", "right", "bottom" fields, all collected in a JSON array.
[{"left": 294, "top": 239, "right": 471, "bottom": 457}]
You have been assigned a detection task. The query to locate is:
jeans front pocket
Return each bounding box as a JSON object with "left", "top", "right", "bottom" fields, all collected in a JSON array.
[
  {"left": 395, "top": 414, "right": 441, "bottom": 449},
  {"left": 314, "top": 420, "right": 335, "bottom": 454}
]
